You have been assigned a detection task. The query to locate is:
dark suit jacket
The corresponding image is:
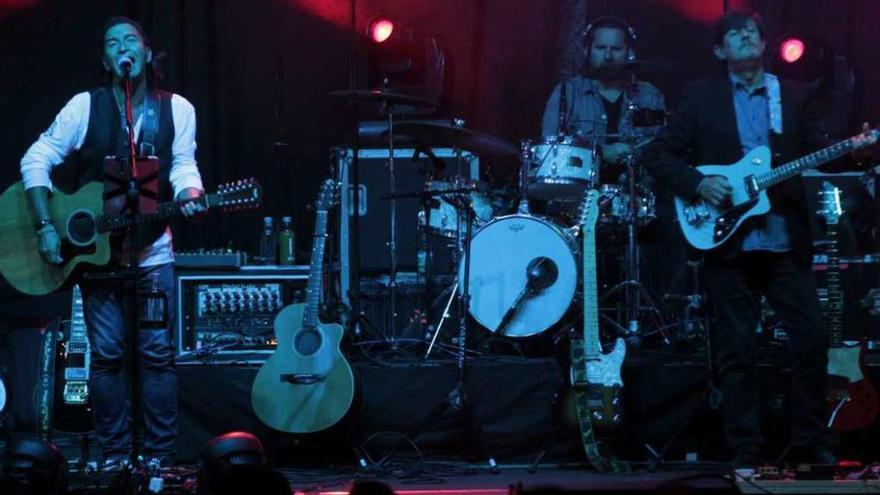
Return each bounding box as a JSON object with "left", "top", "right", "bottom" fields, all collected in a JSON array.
[{"left": 643, "top": 76, "right": 834, "bottom": 266}]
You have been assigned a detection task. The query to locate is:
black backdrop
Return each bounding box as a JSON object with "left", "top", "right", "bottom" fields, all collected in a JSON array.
[{"left": 1, "top": 0, "right": 878, "bottom": 298}]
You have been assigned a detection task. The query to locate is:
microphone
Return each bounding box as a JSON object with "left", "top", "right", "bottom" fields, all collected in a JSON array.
[
  {"left": 558, "top": 78, "right": 569, "bottom": 135},
  {"left": 118, "top": 56, "right": 133, "bottom": 74},
  {"left": 494, "top": 256, "right": 558, "bottom": 336},
  {"left": 525, "top": 256, "right": 558, "bottom": 292}
]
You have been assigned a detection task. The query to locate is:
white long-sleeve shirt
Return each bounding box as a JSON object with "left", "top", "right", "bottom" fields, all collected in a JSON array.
[{"left": 20, "top": 91, "right": 204, "bottom": 267}]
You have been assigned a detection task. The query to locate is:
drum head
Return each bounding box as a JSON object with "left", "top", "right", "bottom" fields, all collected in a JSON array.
[{"left": 460, "top": 215, "right": 577, "bottom": 337}]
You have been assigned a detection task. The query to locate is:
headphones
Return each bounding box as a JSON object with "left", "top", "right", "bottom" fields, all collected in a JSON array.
[{"left": 583, "top": 16, "right": 637, "bottom": 62}]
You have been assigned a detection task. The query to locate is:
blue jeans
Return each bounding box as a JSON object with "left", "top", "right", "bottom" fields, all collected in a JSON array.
[{"left": 80, "top": 262, "right": 177, "bottom": 459}]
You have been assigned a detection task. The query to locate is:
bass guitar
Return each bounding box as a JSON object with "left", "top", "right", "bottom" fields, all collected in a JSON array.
[
  {"left": 0, "top": 179, "right": 262, "bottom": 296},
  {"left": 675, "top": 129, "right": 877, "bottom": 250},
  {"left": 251, "top": 179, "right": 354, "bottom": 433},
  {"left": 819, "top": 183, "right": 879, "bottom": 430}
]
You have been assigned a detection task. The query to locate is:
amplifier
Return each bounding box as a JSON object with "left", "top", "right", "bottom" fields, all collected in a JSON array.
[
  {"left": 174, "top": 267, "right": 309, "bottom": 357},
  {"left": 334, "top": 146, "right": 479, "bottom": 305},
  {"left": 174, "top": 250, "right": 247, "bottom": 269}
]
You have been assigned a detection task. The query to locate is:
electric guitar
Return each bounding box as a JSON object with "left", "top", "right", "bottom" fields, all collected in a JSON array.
[
  {"left": 251, "top": 179, "right": 354, "bottom": 433},
  {"left": 819, "top": 183, "right": 879, "bottom": 431},
  {"left": 570, "top": 189, "right": 627, "bottom": 426},
  {"left": 675, "top": 129, "right": 878, "bottom": 250},
  {"left": 37, "top": 285, "right": 93, "bottom": 439},
  {"left": 54, "top": 285, "right": 93, "bottom": 434},
  {"left": 0, "top": 179, "right": 262, "bottom": 296}
]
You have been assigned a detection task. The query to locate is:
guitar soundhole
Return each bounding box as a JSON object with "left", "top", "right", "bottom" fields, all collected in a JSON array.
[
  {"left": 294, "top": 328, "right": 322, "bottom": 356},
  {"left": 66, "top": 211, "right": 97, "bottom": 247}
]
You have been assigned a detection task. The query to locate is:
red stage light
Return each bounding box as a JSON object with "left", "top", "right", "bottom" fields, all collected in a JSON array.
[
  {"left": 370, "top": 18, "right": 395, "bottom": 43},
  {"left": 780, "top": 38, "right": 806, "bottom": 63}
]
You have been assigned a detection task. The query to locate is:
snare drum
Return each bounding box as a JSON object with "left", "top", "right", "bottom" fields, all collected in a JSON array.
[
  {"left": 460, "top": 215, "right": 577, "bottom": 337},
  {"left": 524, "top": 136, "right": 598, "bottom": 201},
  {"left": 597, "top": 184, "right": 657, "bottom": 226},
  {"left": 420, "top": 179, "right": 494, "bottom": 238}
]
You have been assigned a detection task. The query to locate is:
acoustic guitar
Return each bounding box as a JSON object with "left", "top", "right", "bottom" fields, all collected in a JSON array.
[
  {"left": 0, "top": 179, "right": 261, "bottom": 295},
  {"left": 251, "top": 179, "right": 354, "bottom": 433}
]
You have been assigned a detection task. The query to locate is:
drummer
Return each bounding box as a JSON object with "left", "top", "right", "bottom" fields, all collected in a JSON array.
[{"left": 541, "top": 16, "right": 666, "bottom": 182}]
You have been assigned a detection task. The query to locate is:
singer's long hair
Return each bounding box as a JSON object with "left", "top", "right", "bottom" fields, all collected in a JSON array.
[{"left": 98, "top": 16, "right": 164, "bottom": 88}]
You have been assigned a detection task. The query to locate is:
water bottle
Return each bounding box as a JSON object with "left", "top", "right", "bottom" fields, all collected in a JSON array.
[
  {"left": 259, "top": 216, "right": 276, "bottom": 265},
  {"left": 278, "top": 216, "right": 295, "bottom": 265}
]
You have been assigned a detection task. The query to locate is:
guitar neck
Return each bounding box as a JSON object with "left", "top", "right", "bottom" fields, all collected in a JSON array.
[
  {"left": 756, "top": 140, "right": 854, "bottom": 191},
  {"left": 95, "top": 194, "right": 216, "bottom": 233},
  {"left": 69, "top": 285, "right": 87, "bottom": 344},
  {"left": 303, "top": 210, "right": 329, "bottom": 328},
  {"left": 825, "top": 223, "right": 845, "bottom": 348},
  {"left": 582, "top": 216, "right": 600, "bottom": 360}
]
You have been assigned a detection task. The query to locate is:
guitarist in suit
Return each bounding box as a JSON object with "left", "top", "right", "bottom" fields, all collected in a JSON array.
[
  {"left": 18, "top": 17, "right": 206, "bottom": 468},
  {"left": 643, "top": 9, "right": 876, "bottom": 468}
]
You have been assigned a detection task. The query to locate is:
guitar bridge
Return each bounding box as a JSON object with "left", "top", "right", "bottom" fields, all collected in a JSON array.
[{"left": 280, "top": 373, "right": 326, "bottom": 385}]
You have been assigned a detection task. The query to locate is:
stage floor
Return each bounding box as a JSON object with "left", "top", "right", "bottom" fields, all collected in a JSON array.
[{"left": 281, "top": 465, "right": 739, "bottom": 494}]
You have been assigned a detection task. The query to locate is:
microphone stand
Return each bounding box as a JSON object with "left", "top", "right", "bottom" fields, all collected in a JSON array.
[
  {"left": 122, "top": 66, "right": 146, "bottom": 486},
  {"left": 558, "top": 76, "right": 569, "bottom": 136}
]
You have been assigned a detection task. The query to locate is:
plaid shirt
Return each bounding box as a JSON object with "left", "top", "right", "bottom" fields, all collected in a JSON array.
[{"left": 541, "top": 76, "right": 666, "bottom": 142}]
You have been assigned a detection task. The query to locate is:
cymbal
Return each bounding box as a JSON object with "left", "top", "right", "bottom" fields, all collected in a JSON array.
[
  {"left": 329, "top": 89, "right": 438, "bottom": 108},
  {"left": 393, "top": 121, "right": 519, "bottom": 156},
  {"left": 584, "top": 59, "right": 672, "bottom": 80}
]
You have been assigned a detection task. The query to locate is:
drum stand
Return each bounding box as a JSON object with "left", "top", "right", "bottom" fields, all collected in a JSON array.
[
  {"left": 602, "top": 132, "right": 668, "bottom": 343},
  {"left": 383, "top": 102, "right": 401, "bottom": 343}
]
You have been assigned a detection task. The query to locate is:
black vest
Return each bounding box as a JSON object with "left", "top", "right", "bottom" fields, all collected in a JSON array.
[{"left": 54, "top": 86, "right": 176, "bottom": 248}]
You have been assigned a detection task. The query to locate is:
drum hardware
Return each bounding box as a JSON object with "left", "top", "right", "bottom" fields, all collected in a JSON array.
[
  {"left": 384, "top": 184, "right": 477, "bottom": 329},
  {"left": 393, "top": 120, "right": 519, "bottom": 157},
  {"left": 329, "top": 89, "right": 439, "bottom": 110},
  {"left": 424, "top": 281, "right": 458, "bottom": 358}
]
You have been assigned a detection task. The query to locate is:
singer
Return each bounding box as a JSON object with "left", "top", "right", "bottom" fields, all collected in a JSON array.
[{"left": 18, "top": 16, "right": 206, "bottom": 470}]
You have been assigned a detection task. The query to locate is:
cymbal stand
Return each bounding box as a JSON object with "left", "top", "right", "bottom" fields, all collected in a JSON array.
[
  {"left": 517, "top": 142, "right": 531, "bottom": 214},
  {"left": 623, "top": 133, "right": 641, "bottom": 335},
  {"left": 383, "top": 101, "right": 400, "bottom": 343}
]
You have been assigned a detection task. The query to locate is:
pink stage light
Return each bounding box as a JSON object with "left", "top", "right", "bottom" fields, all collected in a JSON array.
[
  {"left": 370, "top": 18, "right": 395, "bottom": 43},
  {"left": 780, "top": 38, "right": 806, "bottom": 63}
]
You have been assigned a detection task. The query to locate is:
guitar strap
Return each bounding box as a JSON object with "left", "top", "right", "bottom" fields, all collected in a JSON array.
[
  {"left": 139, "top": 90, "right": 161, "bottom": 157},
  {"left": 765, "top": 73, "right": 783, "bottom": 136},
  {"left": 37, "top": 321, "right": 58, "bottom": 441},
  {"left": 570, "top": 338, "right": 631, "bottom": 474}
]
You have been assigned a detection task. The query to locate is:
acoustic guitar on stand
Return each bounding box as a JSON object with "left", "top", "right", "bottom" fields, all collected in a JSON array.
[{"left": 251, "top": 179, "right": 354, "bottom": 433}]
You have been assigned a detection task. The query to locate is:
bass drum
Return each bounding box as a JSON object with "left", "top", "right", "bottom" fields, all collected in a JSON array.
[{"left": 460, "top": 215, "right": 577, "bottom": 337}]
